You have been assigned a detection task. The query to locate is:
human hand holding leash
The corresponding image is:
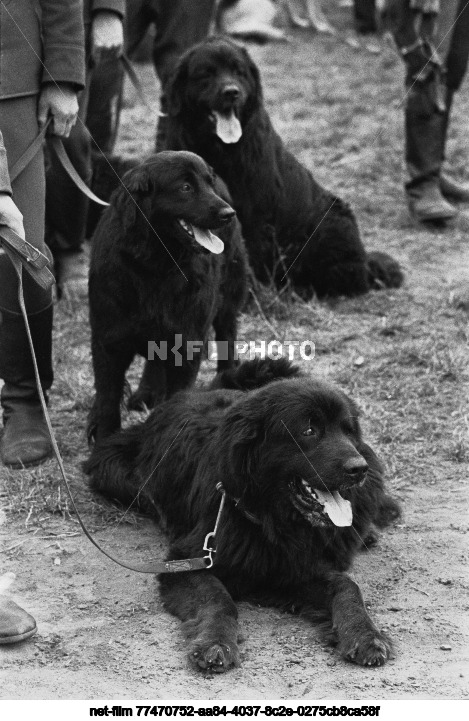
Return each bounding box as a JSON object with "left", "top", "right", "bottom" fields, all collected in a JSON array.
[
  {"left": 0, "top": 193, "right": 25, "bottom": 240},
  {"left": 38, "top": 84, "right": 79, "bottom": 138}
]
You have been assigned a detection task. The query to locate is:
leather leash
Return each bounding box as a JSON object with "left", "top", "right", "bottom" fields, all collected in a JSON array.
[
  {"left": 9, "top": 117, "right": 109, "bottom": 207},
  {"left": 0, "top": 67, "right": 227, "bottom": 572},
  {"left": 48, "top": 136, "right": 110, "bottom": 206},
  {"left": 0, "top": 228, "right": 225, "bottom": 574},
  {"left": 9, "top": 52, "right": 150, "bottom": 207},
  {"left": 120, "top": 54, "right": 151, "bottom": 111}
]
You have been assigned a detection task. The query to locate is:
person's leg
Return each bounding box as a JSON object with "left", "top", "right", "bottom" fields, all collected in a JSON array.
[
  {"left": 152, "top": 0, "right": 216, "bottom": 87},
  {"left": 152, "top": 0, "right": 216, "bottom": 150},
  {"left": 404, "top": 80, "right": 456, "bottom": 221},
  {"left": 86, "top": 57, "right": 124, "bottom": 155},
  {"left": 45, "top": 83, "right": 91, "bottom": 299},
  {"left": 403, "top": 0, "right": 462, "bottom": 221},
  {"left": 439, "top": 0, "right": 469, "bottom": 201},
  {"left": 0, "top": 95, "right": 53, "bottom": 467},
  {"left": 354, "top": 0, "right": 377, "bottom": 35}
]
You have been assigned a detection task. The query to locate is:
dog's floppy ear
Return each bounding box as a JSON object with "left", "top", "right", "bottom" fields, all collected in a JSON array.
[
  {"left": 358, "top": 441, "right": 402, "bottom": 527},
  {"left": 221, "top": 408, "right": 263, "bottom": 499},
  {"left": 113, "top": 163, "right": 155, "bottom": 236},
  {"left": 241, "top": 46, "right": 263, "bottom": 105},
  {"left": 121, "top": 163, "right": 154, "bottom": 194},
  {"left": 357, "top": 441, "right": 383, "bottom": 477}
]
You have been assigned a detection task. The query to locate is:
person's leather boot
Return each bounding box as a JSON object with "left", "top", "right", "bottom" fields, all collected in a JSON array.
[
  {"left": 0, "top": 394, "right": 52, "bottom": 468},
  {"left": 407, "top": 180, "right": 457, "bottom": 222},
  {"left": 0, "top": 597, "right": 37, "bottom": 644},
  {"left": 0, "top": 573, "right": 37, "bottom": 644},
  {"left": 0, "top": 305, "right": 53, "bottom": 468},
  {"left": 404, "top": 82, "right": 457, "bottom": 222}
]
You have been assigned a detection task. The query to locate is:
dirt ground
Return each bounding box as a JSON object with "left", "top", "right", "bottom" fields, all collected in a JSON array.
[{"left": 1, "top": 7, "right": 468, "bottom": 702}]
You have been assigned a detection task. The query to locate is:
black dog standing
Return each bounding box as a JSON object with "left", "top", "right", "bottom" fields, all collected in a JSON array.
[
  {"left": 165, "top": 37, "right": 403, "bottom": 298},
  {"left": 87, "top": 151, "right": 248, "bottom": 442}
]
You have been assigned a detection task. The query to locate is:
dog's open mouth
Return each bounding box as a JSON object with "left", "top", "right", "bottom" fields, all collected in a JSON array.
[
  {"left": 177, "top": 219, "right": 224, "bottom": 254},
  {"left": 289, "top": 478, "right": 353, "bottom": 528},
  {"left": 210, "top": 110, "right": 242, "bottom": 144}
]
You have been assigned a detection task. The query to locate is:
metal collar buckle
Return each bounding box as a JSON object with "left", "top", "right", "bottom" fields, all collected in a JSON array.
[
  {"left": 202, "top": 483, "right": 226, "bottom": 569},
  {"left": 203, "top": 531, "right": 216, "bottom": 569}
]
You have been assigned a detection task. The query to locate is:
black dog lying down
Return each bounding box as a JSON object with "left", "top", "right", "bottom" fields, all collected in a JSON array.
[
  {"left": 88, "top": 150, "right": 248, "bottom": 442},
  {"left": 165, "top": 37, "right": 404, "bottom": 298},
  {"left": 85, "top": 358, "right": 400, "bottom": 672}
]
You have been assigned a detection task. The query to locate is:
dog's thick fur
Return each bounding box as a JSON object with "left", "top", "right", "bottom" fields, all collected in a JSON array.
[
  {"left": 85, "top": 358, "right": 400, "bottom": 672},
  {"left": 88, "top": 150, "right": 248, "bottom": 442},
  {"left": 86, "top": 153, "right": 138, "bottom": 239},
  {"left": 164, "top": 37, "right": 403, "bottom": 298}
]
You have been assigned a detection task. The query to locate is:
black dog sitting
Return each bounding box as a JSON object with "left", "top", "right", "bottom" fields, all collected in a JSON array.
[
  {"left": 87, "top": 150, "right": 248, "bottom": 442},
  {"left": 164, "top": 37, "right": 403, "bottom": 298},
  {"left": 85, "top": 358, "right": 400, "bottom": 671}
]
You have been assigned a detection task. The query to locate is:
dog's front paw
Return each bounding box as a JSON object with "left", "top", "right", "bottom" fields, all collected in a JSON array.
[
  {"left": 339, "top": 630, "right": 392, "bottom": 667},
  {"left": 189, "top": 641, "right": 240, "bottom": 673}
]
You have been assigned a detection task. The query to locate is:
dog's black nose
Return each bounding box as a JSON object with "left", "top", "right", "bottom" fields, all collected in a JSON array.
[
  {"left": 222, "top": 84, "right": 240, "bottom": 101},
  {"left": 343, "top": 457, "right": 368, "bottom": 481},
  {"left": 218, "top": 206, "right": 236, "bottom": 223}
]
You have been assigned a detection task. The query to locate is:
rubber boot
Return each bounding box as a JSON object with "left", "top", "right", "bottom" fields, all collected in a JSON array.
[
  {"left": 0, "top": 305, "right": 54, "bottom": 468},
  {"left": 405, "top": 84, "right": 457, "bottom": 222}
]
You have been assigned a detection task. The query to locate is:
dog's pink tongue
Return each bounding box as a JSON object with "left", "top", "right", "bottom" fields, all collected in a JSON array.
[
  {"left": 314, "top": 488, "right": 353, "bottom": 527},
  {"left": 214, "top": 110, "right": 242, "bottom": 144},
  {"left": 192, "top": 225, "right": 224, "bottom": 254}
]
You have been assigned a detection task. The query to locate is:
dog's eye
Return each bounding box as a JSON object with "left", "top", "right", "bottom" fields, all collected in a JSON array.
[
  {"left": 234, "top": 65, "right": 248, "bottom": 78},
  {"left": 181, "top": 183, "right": 193, "bottom": 193},
  {"left": 302, "top": 426, "right": 319, "bottom": 438},
  {"left": 342, "top": 423, "right": 356, "bottom": 437},
  {"left": 194, "top": 67, "right": 214, "bottom": 81}
]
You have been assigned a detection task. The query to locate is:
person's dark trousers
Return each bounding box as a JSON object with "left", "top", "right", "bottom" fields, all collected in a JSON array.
[
  {"left": 45, "top": 122, "right": 92, "bottom": 256},
  {"left": 119, "top": 0, "right": 216, "bottom": 149},
  {"left": 446, "top": 0, "right": 469, "bottom": 94},
  {"left": 45, "top": 82, "right": 92, "bottom": 257},
  {"left": 0, "top": 95, "right": 53, "bottom": 467},
  {"left": 439, "top": 0, "right": 469, "bottom": 201},
  {"left": 354, "top": 0, "right": 377, "bottom": 34},
  {"left": 404, "top": 81, "right": 455, "bottom": 220},
  {"left": 86, "top": 56, "right": 124, "bottom": 155},
  {"left": 151, "top": 0, "right": 216, "bottom": 150},
  {"left": 405, "top": 0, "right": 469, "bottom": 220}
]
